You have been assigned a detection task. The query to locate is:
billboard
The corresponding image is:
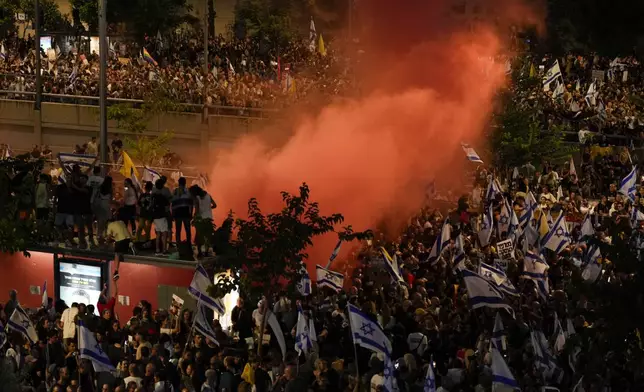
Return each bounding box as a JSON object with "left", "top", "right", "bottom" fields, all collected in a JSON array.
[{"left": 55, "top": 257, "right": 108, "bottom": 315}]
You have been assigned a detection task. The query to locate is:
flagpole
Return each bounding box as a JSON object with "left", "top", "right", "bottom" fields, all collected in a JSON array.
[
  {"left": 184, "top": 297, "right": 201, "bottom": 354},
  {"left": 98, "top": 0, "right": 108, "bottom": 174}
]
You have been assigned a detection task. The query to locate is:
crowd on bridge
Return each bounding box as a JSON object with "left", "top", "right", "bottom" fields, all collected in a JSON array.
[
  {"left": 1, "top": 137, "right": 644, "bottom": 391},
  {"left": 0, "top": 31, "right": 347, "bottom": 111}
]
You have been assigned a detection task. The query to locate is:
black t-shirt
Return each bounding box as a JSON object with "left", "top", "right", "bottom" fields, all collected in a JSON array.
[
  {"left": 151, "top": 193, "right": 169, "bottom": 219},
  {"left": 71, "top": 185, "right": 92, "bottom": 215},
  {"left": 138, "top": 193, "right": 153, "bottom": 219},
  {"left": 55, "top": 184, "right": 73, "bottom": 214}
]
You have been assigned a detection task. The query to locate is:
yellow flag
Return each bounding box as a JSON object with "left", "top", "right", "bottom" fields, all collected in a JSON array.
[
  {"left": 318, "top": 34, "right": 327, "bottom": 56},
  {"left": 529, "top": 63, "right": 536, "bottom": 78},
  {"left": 119, "top": 151, "right": 139, "bottom": 179}
]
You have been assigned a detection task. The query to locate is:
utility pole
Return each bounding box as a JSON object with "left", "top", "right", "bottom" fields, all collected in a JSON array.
[
  {"left": 99, "top": 0, "right": 108, "bottom": 173},
  {"left": 202, "top": 0, "right": 209, "bottom": 119},
  {"left": 34, "top": 0, "right": 42, "bottom": 110}
]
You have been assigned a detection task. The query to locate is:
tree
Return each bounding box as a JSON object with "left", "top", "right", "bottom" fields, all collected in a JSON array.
[
  {"left": 8, "top": 0, "right": 72, "bottom": 33},
  {"left": 234, "top": 0, "right": 301, "bottom": 49},
  {"left": 490, "top": 60, "right": 573, "bottom": 170},
  {"left": 0, "top": 1, "right": 16, "bottom": 37},
  {"left": 69, "top": 0, "right": 98, "bottom": 32},
  {"left": 0, "top": 156, "right": 53, "bottom": 256},
  {"left": 107, "top": 0, "right": 194, "bottom": 40},
  {"left": 202, "top": 183, "right": 371, "bottom": 354},
  {"left": 107, "top": 88, "right": 177, "bottom": 166}
]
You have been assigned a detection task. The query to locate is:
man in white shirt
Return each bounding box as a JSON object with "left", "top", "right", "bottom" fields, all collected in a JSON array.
[
  {"left": 123, "top": 363, "right": 143, "bottom": 388},
  {"left": 60, "top": 303, "right": 79, "bottom": 343}
]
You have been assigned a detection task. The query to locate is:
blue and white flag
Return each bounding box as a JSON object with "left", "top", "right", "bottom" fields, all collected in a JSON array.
[
  {"left": 581, "top": 212, "right": 595, "bottom": 238},
  {"left": 553, "top": 313, "right": 566, "bottom": 354},
  {"left": 79, "top": 320, "right": 115, "bottom": 373},
  {"left": 619, "top": 166, "right": 637, "bottom": 202},
  {"left": 58, "top": 153, "right": 98, "bottom": 176},
  {"left": 461, "top": 143, "right": 484, "bottom": 164},
  {"left": 347, "top": 304, "right": 391, "bottom": 354},
  {"left": 188, "top": 265, "right": 226, "bottom": 316},
  {"left": 453, "top": 234, "right": 466, "bottom": 269},
  {"left": 380, "top": 247, "right": 405, "bottom": 282},
  {"left": 296, "top": 266, "right": 312, "bottom": 296},
  {"left": 462, "top": 270, "right": 514, "bottom": 317},
  {"left": 492, "top": 312, "right": 506, "bottom": 351},
  {"left": 631, "top": 207, "right": 644, "bottom": 228},
  {"left": 542, "top": 213, "right": 571, "bottom": 254},
  {"left": 425, "top": 220, "right": 451, "bottom": 264},
  {"left": 478, "top": 205, "right": 494, "bottom": 247},
  {"left": 316, "top": 265, "right": 344, "bottom": 292},
  {"left": 142, "top": 166, "right": 161, "bottom": 184},
  {"left": 194, "top": 303, "right": 219, "bottom": 345},
  {"left": 519, "top": 192, "right": 537, "bottom": 230},
  {"left": 491, "top": 343, "right": 519, "bottom": 390},
  {"left": 7, "top": 307, "right": 38, "bottom": 344},
  {"left": 383, "top": 351, "right": 398, "bottom": 392},
  {"left": 486, "top": 177, "right": 503, "bottom": 201},
  {"left": 531, "top": 330, "right": 564, "bottom": 384},
  {"left": 522, "top": 251, "right": 550, "bottom": 299},
  {"left": 423, "top": 360, "right": 436, "bottom": 392},
  {"left": 499, "top": 198, "right": 519, "bottom": 238},
  {"left": 309, "top": 18, "right": 317, "bottom": 52},
  {"left": 0, "top": 321, "right": 7, "bottom": 349},
  {"left": 479, "top": 262, "right": 518, "bottom": 296},
  {"left": 295, "top": 307, "right": 314, "bottom": 356},
  {"left": 41, "top": 281, "right": 48, "bottom": 308},
  {"left": 543, "top": 60, "right": 562, "bottom": 91},
  {"left": 581, "top": 245, "right": 602, "bottom": 283},
  {"left": 0, "top": 44, "right": 6, "bottom": 60},
  {"left": 326, "top": 240, "right": 342, "bottom": 267}
]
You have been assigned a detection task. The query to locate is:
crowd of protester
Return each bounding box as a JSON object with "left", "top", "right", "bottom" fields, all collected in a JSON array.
[
  {"left": 0, "top": 31, "right": 347, "bottom": 111},
  {"left": 520, "top": 54, "right": 644, "bottom": 144},
  {"left": 1, "top": 142, "right": 643, "bottom": 391}
]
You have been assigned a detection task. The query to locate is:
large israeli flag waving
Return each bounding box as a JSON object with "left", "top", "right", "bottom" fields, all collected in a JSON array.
[
  {"left": 425, "top": 220, "right": 451, "bottom": 264},
  {"left": 316, "top": 265, "right": 344, "bottom": 292},
  {"left": 619, "top": 166, "right": 637, "bottom": 202},
  {"left": 542, "top": 212, "right": 571, "bottom": 254},
  {"left": 462, "top": 270, "right": 514, "bottom": 317},
  {"left": 461, "top": 143, "right": 484, "bottom": 164},
  {"left": 491, "top": 343, "right": 520, "bottom": 390},
  {"left": 79, "top": 321, "right": 115, "bottom": 373},
  {"left": 189, "top": 265, "right": 226, "bottom": 316},
  {"left": 7, "top": 307, "right": 38, "bottom": 344}
]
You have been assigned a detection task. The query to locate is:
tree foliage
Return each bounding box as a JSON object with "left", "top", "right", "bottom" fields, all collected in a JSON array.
[
  {"left": 107, "top": 0, "right": 194, "bottom": 39},
  {"left": 234, "top": 0, "right": 301, "bottom": 49},
  {"left": 0, "top": 157, "right": 52, "bottom": 256},
  {"left": 490, "top": 61, "right": 573, "bottom": 170},
  {"left": 203, "top": 183, "right": 372, "bottom": 304},
  {"left": 69, "top": 0, "right": 98, "bottom": 32},
  {"left": 107, "top": 88, "right": 177, "bottom": 166}
]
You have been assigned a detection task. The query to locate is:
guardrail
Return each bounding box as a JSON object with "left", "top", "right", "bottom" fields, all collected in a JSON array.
[{"left": 0, "top": 89, "right": 277, "bottom": 118}]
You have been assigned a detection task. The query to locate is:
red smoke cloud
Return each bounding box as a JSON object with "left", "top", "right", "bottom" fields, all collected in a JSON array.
[{"left": 208, "top": 0, "right": 536, "bottom": 267}]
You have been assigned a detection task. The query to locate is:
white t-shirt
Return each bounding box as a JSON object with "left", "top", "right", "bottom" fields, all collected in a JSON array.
[
  {"left": 123, "top": 376, "right": 143, "bottom": 388},
  {"left": 61, "top": 306, "right": 79, "bottom": 339},
  {"left": 197, "top": 194, "right": 213, "bottom": 219},
  {"left": 370, "top": 374, "right": 384, "bottom": 392},
  {"left": 124, "top": 187, "right": 137, "bottom": 206},
  {"left": 407, "top": 332, "right": 428, "bottom": 356}
]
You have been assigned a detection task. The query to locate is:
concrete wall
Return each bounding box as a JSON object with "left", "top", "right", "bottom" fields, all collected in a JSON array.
[{"left": 0, "top": 99, "right": 263, "bottom": 165}]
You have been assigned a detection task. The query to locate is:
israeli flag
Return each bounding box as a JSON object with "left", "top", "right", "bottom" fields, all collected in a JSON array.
[
  {"left": 41, "top": 281, "right": 48, "bottom": 308},
  {"left": 296, "top": 265, "right": 312, "bottom": 296},
  {"left": 492, "top": 312, "right": 507, "bottom": 351},
  {"left": 423, "top": 360, "right": 437, "bottom": 392},
  {"left": 491, "top": 343, "right": 519, "bottom": 390},
  {"left": 383, "top": 350, "right": 398, "bottom": 392},
  {"left": 486, "top": 177, "right": 503, "bottom": 201},
  {"left": 631, "top": 207, "right": 644, "bottom": 228},
  {"left": 425, "top": 220, "right": 451, "bottom": 264},
  {"left": 347, "top": 304, "right": 391, "bottom": 354},
  {"left": 79, "top": 321, "right": 115, "bottom": 373},
  {"left": 188, "top": 265, "right": 226, "bottom": 316},
  {"left": 295, "top": 307, "right": 313, "bottom": 356},
  {"left": 316, "top": 265, "right": 344, "bottom": 292},
  {"left": 194, "top": 303, "right": 219, "bottom": 345},
  {"left": 522, "top": 251, "right": 550, "bottom": 299},
  {"left": 542, "top": 60, "right": 562, "bottom": 91},
  {"left": 478, "top": 205, "right": 494, "bottom": 247},
  {"left": 585, "top": 82, "right": 597, "bottom": 106},
  {"left": 0, "top": 321, "right": 7, "bottom": 349},
  {"left": 519, "top": 192, "right": 537, "bottom": 230},
  {"left": 531, "top": 330, "right": 563, "bottom": 383},
  {"left": 7, "top": 307, "right": 38, "bottom": 344},
  {"left": 453, "top": 234, "right": 466, "bottom": 269},
  {"left": 542, "top": 213, "right": 570, "bottom": 254},
  {"left": 580, "top": 212, "right": 595, "bottom": 238},
  {"left": 553, "top": 314, "right": 566, "bottom": 354},
  {"left": 326, "top": 240, "right": 343, "bottom": 267},
  {"left": 619, "top": 166, "right": 637, "bottom": 202},
  {"left": 581, "top": 245, "right": 602, "bottom": 283},
  {"left": 499, "top": 198, "right": 519, "bottom": 238},
  {"left": 461, "top": 143, "right": 484, "bottom": 164},
  {"left": 57, "top": 152, "right": 98, "bottom": 176},
  {"left": 462, "top": 270, "right": 514, "bottom": 317},
  {"left": 480, "top": 262, "right": 518, "bottom": 296},
  {"left": 142, "top": 166, "right": 161, "bottom": 184},
  {"left": 380, "top": 247, "right": 405, "bottom": 282}
]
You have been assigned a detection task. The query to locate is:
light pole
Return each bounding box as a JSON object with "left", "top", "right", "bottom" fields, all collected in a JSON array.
[
  {"left": 98, "top": 0, "right": 108, "bottom": 173},
  {"left": 34, "top": 0, "right": 42, "bottom": 111}
]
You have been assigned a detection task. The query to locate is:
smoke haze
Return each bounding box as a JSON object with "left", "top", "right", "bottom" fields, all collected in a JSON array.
[{"left": 207, "top": 0, "right": 538, "bottom": 265}]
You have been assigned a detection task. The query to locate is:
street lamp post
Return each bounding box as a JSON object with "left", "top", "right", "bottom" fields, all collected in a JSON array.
[
  {"left": 98, "top": 0, "right": 108, "bottom": 173},
  {"left": 34, "top": 0, "right": 42, "bottom": 111}
]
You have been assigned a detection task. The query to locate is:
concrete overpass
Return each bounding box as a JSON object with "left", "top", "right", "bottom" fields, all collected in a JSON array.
[{"left": 0, "top": 97, "right": 270, "bottom": 164}]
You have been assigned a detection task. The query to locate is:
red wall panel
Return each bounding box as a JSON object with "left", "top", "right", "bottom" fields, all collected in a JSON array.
[{"left": 0, "top": 252, "right": 194, "bottom": 320}]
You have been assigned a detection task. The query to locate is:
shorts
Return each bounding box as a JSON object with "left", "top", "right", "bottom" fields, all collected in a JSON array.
[
  {"left": 115, "top": 239, "right": 131, "bottom": 254},
  {"left": 154, "top": 218, "right": 168, "bottom": 233},
  {"left": 54, "top": 213, "right": 74, "bottom": 228}
]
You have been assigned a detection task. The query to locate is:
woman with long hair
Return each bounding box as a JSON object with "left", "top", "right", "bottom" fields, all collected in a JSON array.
[
  {"left": 94, "top": 176, "right": 113, "bottom": 244},
  {"left": 122, "top": 178, "right": 139, "bottom": 234}
]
